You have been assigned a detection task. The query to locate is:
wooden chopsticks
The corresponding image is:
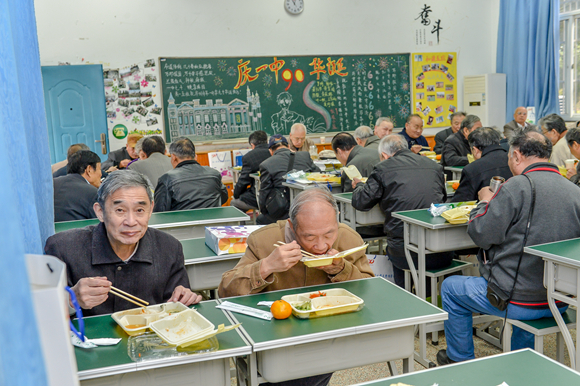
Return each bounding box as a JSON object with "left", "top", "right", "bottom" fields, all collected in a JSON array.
[
  {"left": 274, "top": 241, "right": 318, "bottom": 258},
  {"left": 109, "top": 286, "right": 149, "bottom": 308}
]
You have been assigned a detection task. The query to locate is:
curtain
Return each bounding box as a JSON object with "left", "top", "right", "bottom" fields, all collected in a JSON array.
[
  {"left": 0, "top": 0, "right": 54, "bottom": 384},
  {"left": 496, "top": 0, "right": 560, "bottom": 122}
]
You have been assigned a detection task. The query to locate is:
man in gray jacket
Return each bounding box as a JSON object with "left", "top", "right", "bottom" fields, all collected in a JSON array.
[
  {"left": 128, "top": 136, "right": 172, "bottom": 188},
  {"left": 331, "top": 132, "right": 380, "bottom": 192},
  {"left": 438, "top": 131, "right": 580, "bottom": 366}
]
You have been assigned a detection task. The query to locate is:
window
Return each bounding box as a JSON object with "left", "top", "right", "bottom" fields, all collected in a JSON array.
[{"left": 560, "top": 0, "right": 580, "bottom": 118}]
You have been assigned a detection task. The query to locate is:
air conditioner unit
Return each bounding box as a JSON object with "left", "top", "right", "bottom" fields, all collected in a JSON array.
[{"left": 463, "top": 74, "right": 506, "bottom": 129}]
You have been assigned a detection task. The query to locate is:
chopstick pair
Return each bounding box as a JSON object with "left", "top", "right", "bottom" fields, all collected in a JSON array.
[
  {"left": 273, "top": 241, "right": 317, "bottom": 259},
  {"left": 109, "top": 286, "right": 149, "bottom": 308}
]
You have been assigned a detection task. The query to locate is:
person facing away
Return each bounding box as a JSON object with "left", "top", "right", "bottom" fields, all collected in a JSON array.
[
  {"left": 256, "top": 134, "right": 318, "bottom": 225},
  {"left": 101, "top": 133, "right": 144, "bottom": 172},
  {"left": 52, "top": 143, "right": 91, "bottom": 178},
  {"left": 231, "top": 130, "right": 271, "bottom": 212},
  {"left": 437, "top": 130, "right": 580, "bottom": 366},
  {"left": 288, "top": 123, "right": 315, "bottom": 152},
  {"left": 53, "top": 150, "right": 102, "bottom": 222},
  {"left": 353, "top": 125, "right": 379, "bottom": 150},
  {"left": 153, "top": 137, "right": 228, "bottom": 212},
  {"left": 441, "top": 114, "right": 482, "bottom": 167},
  {"left": 45, "top": 170, "right": 202, "bottom": 317},
  {"left": 399, "top": 114, "right": 430, "bottom": 154},
  {"left": 451, "top": 127, "right": 513, "bottom": 202},
  {"left": 128, "top": 136, "right": 173, "bottom": 188},
  {"left": 331, "top": 132, "right": 380, "bottom": 193},
  {"left": 351, "top": 134, "right": 452, "bottom": 288},
  {"left": 537, "top": 113, "right": 576, "bottom": 167},
  {"left": 219, "top": 187, "right": 374, "bottom": 386},
  {"left": 434, "top": 112, "right": 466, "bottom": 154}
]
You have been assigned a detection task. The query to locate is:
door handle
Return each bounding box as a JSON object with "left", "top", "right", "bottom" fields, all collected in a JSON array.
[{"left": 95, "top": 133, "right": 107, "bottom": 154}]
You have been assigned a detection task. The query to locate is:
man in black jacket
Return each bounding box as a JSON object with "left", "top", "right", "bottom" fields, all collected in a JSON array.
[
  {"left": 257, "top": 134, "right": 318, "bottom": 224},
  {"left": 53, "top": 150, "right": 102, "bottom": 222},
  {"left": 331, "top": 132, "right": 380, "bottom": 193},
  {"left": 231, "top": 131, "right": 271, "bottom": 212},
  {"left": 52, "top": 143, "right": 90, "bottom": 178},
  {"left": 441, "top": 114, "right": 482, "bottom": 167},
  {"left": 154, "top": 138, "right": 228, "bottom": 212},
  {"left": 434, "top": 112, "right": 466, "bottom": 154},
  {"left": 451, "top": 127, "right": 513, "bottom": 202},
  {"left": 351, "top": 134, "right": 452, "bottom": 287}
]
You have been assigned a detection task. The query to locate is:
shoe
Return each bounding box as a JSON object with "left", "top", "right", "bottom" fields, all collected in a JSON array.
[{"left": 436, "top": 349, "right": 457, "bottom": 366}]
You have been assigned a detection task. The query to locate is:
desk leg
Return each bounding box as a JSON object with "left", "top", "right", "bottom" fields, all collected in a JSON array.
[{"left": 545, "top": 261, "right": 577, "bottom": 369}]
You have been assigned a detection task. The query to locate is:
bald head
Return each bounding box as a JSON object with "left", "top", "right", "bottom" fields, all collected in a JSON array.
[
  {"left": 514, "top": 107, "right": 527, "bottom": 126},
  {"left": 289, "top": 123, "right": 307, "bottom": 149}
]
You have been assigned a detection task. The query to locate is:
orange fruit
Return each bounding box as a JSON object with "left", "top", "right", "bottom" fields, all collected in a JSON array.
[
  {"left": 270, "top": 300, "right": 292, "bottom": 319},
  {"left": 452, "top": 182, "right": 460, "bottom": 190},
  {"left": 436, "top": 154, "right": 442, "bottom": 160}
]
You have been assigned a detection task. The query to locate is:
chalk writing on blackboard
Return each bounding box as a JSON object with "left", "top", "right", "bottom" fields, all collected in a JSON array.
[{"left": 160, "top": 54, "right": 411, "bottom": 143}]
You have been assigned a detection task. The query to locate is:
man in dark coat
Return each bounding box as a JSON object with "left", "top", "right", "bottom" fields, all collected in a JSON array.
[
  {"left": 101, "top": 133, "right": 143, "bottom": 172},
  {"left": 441, "top": 114, "right": 482, "bottom": 167},
  {"left": 231, "top": 130, "right": 271, "bottom": 212},
  {"left": 53, "top": 150, "right": 102, "bottom": 222},
  {"left": 351, "top": 134, "right": 452, "bottom": 288},
  {"left": 52, "top": 143, "right": 90, "bottom": 178},
  {"left": 45, "top": 170, "right": 201, "bottom": 316},
  {"left": 154, "top": 137, "right": 228, "bottom": 212},
  {"left": 434, "top": 112, "right": 466, "bottom": 154},
  {"left": 257, "top": 134, "right": 318, "bottom": 224},
  {"left": 331, "top": 132, "right": 380, "bottom": 193},
  {"left": 451, "top": 127, "right": 513, "bottom": 202}
]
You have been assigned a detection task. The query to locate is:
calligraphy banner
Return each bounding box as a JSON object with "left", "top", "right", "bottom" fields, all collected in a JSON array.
[
  {"left": 411, "top": 52, "right": 457, "bottom": 128},
  {"left": 159, "top": 54, "right": 411, "bottom": 143}
]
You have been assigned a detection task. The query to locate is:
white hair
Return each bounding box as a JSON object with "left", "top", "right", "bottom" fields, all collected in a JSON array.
[
  {"left": 290, "top": 123, "right": 307, "bottom": 134},
  {"left": 378, "top": 134, "right": 408, "bottom": 156}
]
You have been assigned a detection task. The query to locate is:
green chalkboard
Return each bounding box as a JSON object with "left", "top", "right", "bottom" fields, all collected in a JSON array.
[{"left": 159, "top": 54, "right": 411, "bottom": 143}]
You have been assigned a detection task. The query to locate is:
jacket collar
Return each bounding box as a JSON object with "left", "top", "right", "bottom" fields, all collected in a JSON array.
[
  {"left": 255, "top": 143, "right": 269, "bottom": 150},
  {"left": 273, "top": 147, "right": 291, "bottom": 156},
  {"left": 481, "top": 144, "right": 506, "bottom": 157},
  {"left": 346, "top": 145, "right": 363, "bottom": 164},
  {"left": 522, "top": 162, "right": 560, "bottom": 175},
  {"left": 176, "top": 159, "right": 199, "bottom": 168},
  {"left": 91, "top": 222, "right": 154, "bottom": 265}
]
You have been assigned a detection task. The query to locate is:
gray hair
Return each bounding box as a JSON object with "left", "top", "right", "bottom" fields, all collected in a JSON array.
[
  {"left": 290, "top": 123, "right": 307, "bottom": 134},
  {"left": 539, "top": 113, "right": 567, "bottom": 135},
  {"left": 450, "top": 111, "right": 467, "bottom": 121},
  {"left": 378, "top": 134, "right": 408, "bottom": 156},
  {"left": 134, "top": 137, "right": 146, "bottom": 155},
  {"left": 169, "top": 137, "right": 195, "bottom": 159},
  {"left": 289, "top": 186, "right": 338, "bottom": 229},
  {"left": 460, "top": 115, "right": 481, "bottom": 131},
  {"left": 353, "top": 125, "right": 374, "bottom": 140},
  {"left": 375, "top": 117, "right": 392, "bottom": 127},
  {"left": 468, "top": 127, "right": 501, "bottom": 151},
  {"left": 96, "top": 170, "right": 154, "bottom": 210}
]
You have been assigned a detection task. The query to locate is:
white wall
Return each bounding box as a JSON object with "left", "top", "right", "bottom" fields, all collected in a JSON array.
[{"left": 35, "top": 0, "right": 500, "bottom": 137}]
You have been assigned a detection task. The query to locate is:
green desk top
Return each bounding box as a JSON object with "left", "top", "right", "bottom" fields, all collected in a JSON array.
[
  {"left": 181, "top": 237, "right": 244, "bottom": 264},
  {"left": 525, "top": 237, "right": 580, "bottom": 265},
  {"left": 392, "top": 208, "right": 456, "bottom": 229},
  {"left": 356, "top": 349, "right": 580, "bottom": 385},
  {"left": 55, "top": 206, "right": 249, "bottom": 233},
  {"left": 224, "top": 277, "right": 446, "bottom": 351},
  {"left": 444, "top": 165, "right": 465, "bottom": 171},
  {"left": 74, "top": 300, "right": 249, "bottom": 375},
  {"left": 334, "top": 192, "right": 353, "bottom": 201}
]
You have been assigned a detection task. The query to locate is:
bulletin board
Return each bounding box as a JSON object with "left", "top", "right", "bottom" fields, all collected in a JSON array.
[
  {"left": 159, "top": 54, "right": 412, "bottom": 143},
  {"left": 411, "top": 52, "right": 457, "bottom": 128}
]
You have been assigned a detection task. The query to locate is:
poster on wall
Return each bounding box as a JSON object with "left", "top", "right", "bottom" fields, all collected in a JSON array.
[
  {"left": 411, "top": 52, "right": 457, "bottom": 128},
  {"left": 103, "top": 58, "right": 163, "bottom": 151}
]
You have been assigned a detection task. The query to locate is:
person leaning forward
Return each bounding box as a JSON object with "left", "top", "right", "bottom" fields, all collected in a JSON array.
[{"left": 45, "top": 170, "right": 202, "bottom": 317}]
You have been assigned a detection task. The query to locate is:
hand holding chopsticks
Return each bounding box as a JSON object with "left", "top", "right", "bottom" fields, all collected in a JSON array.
[
  {"left": 109, "top": 286, "right": 149, "bottom": 308},
  {"left": 273, "top": 241, "right": 317, "bottom": 258}
]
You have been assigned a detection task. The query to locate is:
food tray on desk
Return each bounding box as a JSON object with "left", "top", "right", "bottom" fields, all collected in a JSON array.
[
  {"left": 282, "top": 288, "right": 364, "bottom": 319},
  {"left": 112, "top": 302, "right": 189, "bottom": 336},
  {"left": 150, "top": 309, "right": 216, "bottom": 347}
]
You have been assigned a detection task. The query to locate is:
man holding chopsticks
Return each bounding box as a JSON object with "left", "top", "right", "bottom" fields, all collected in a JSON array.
[
  {"left": 45, "top": 170, "right": 202, "bottom": 316},
  {"left": 218, "top": 187, "right": 374, "bottom": 297}
]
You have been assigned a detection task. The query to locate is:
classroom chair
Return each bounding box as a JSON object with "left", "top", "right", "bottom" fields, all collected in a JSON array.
[{"left": 502, "top": 308, "right": 576, "bottom": 364}]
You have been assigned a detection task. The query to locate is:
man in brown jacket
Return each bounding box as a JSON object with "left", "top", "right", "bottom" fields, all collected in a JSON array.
[{"left": 219, "top": 187, "right": 374, "bottom": 297}]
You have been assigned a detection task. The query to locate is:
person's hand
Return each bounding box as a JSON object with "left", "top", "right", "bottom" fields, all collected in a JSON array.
[
  {"left": 71, "top": 277, "right": 111, "bottom": 309},
  {"left": 106, "top": 166, "right": 118, "bottom": 173},
  {"left": 351, "top": 177, "right": 362, "bottom": 190},
  {"left": 260, "top": 241, "right": 303, "bottom": 279},
  {"left": 410, "top": 144, "right": 422, "bottom": 154},
  {"left": 478, "top": 186, "right": 494, "bottom": 202},
  {"left": 119, "top": 159, "right": 131, "bottom": 169},
  {"left": 567, "top": 167, "right": 578, "bottom": 179},
  {"left": 315, "top": 248, "right": 345, "bottom": 276},
  {"left": 168, "top": 286, "right": 202, "bottom": 306}
]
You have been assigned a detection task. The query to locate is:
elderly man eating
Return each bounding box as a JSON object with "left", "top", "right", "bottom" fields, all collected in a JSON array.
[{"left": 45, "top": 170, "right": 201, "bottom": 316}]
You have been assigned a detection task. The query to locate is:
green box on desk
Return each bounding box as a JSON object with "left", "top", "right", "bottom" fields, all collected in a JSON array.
[{"left": 205, "top": 225, "right": 263, "bottom": 255}]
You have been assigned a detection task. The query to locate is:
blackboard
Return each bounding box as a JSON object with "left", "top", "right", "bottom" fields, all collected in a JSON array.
[{"left": 159, "top": 54, "right": 411, "bottom": 143}]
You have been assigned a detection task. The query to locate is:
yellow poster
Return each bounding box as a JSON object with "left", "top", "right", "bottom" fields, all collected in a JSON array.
[{"left": 412, "top": 52, "right": 457, "bottom": 128}]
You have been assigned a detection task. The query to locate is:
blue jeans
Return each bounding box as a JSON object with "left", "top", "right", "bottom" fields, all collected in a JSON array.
[{"left": 441, "top": 276, "right": 565, "bottom": 362}]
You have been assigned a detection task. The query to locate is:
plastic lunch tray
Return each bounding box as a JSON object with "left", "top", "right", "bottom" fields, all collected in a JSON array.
[
  {"left": 300, "top": 244, "right": 368, "bottom": 268},
  {"left": 281, "top": 288, "right": 364, "bottom": 319},
  {"left": 149, "top": 309, "right": 215, "bottom": 347},
  {"left": 111, "top": 302, "right": 189, "bottom": 336}
]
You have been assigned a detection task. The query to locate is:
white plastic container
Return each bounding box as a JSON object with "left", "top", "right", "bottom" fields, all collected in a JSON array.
[
  {"left": 281, "top": 288, "right": 364, "bottom": 319},
  {"left": 150, "top": 309, "right": 215, "bottom": 346},
  {"left": 111, "top": 302, "right": 189, "bottom": 336}
]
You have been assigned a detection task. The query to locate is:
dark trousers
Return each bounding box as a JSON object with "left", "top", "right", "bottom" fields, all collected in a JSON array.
[
  {"left": 388, "top": 246, "right": 454, "bottom": 298},
  {"left": 260, "top": 373, "right": 333, "bottom": 386}
]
